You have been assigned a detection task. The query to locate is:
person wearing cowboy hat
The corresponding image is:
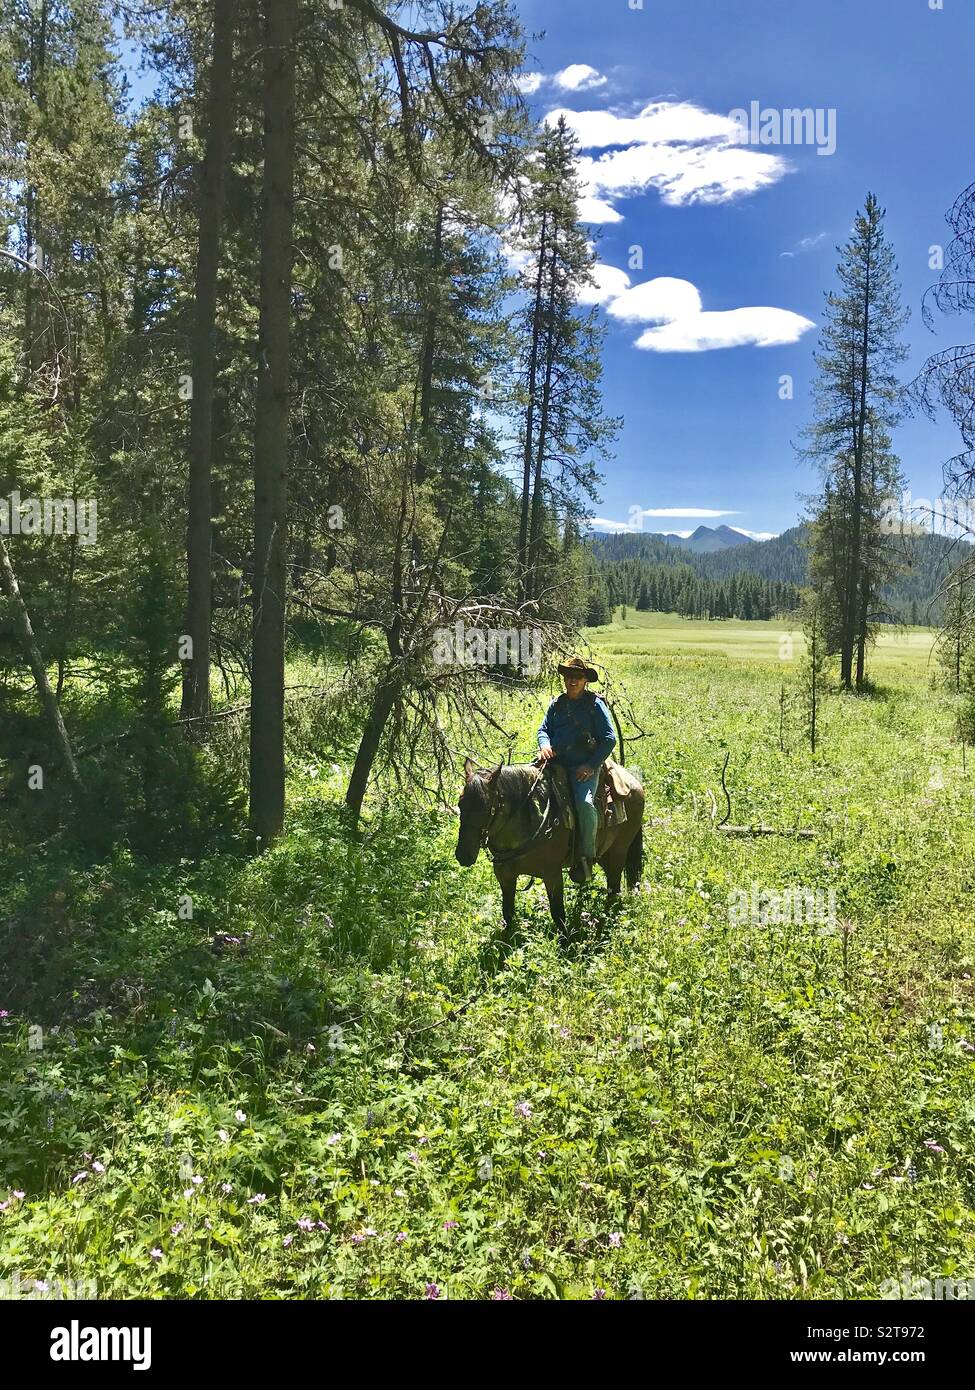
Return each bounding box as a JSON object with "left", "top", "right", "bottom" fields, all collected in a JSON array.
[{"left": 536, "top": 656, "right": 616, "bottom": 884}]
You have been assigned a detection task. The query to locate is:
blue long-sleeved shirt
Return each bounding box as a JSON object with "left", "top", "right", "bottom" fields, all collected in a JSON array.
[{"left": 537, "top": 692, "right": 616, "bottom": 768}]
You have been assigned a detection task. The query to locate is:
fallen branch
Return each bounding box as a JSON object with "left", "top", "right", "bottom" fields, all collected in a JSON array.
[{"left": 713, "top": 748, "right": 814, "bottom": 837}]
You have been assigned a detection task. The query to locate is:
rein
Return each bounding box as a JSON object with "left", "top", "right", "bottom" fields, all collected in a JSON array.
[{"left": 478, "top": 767, "right": 559, "bottom": 865}]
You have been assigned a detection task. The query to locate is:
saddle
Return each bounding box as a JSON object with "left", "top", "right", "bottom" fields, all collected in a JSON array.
[
  {"left": 545, "top": 759, "right": 630, "bottom": 837},
  {"left": 597, "top": 758, "right": 631, "bottom": 827}
]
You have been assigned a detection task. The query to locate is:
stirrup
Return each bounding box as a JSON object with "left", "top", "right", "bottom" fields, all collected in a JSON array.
[{"left": 570, "top": 856, "right": 592, "bottom": 885}]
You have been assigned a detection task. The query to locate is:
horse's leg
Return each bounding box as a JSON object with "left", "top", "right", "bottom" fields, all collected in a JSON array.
[
  {"left": 600, "top": 834, "right": 626, "bottom": 907},
  {"left": 543, "top": 868, "right": 566, "bottom": 935},
  {"left": 495, "top": 867, "right": 518, "bottom": 941}
]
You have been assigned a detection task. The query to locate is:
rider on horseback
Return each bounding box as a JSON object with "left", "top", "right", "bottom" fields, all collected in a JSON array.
[{"left": 536, "top": 656, "right": 616, "bottom": 885}]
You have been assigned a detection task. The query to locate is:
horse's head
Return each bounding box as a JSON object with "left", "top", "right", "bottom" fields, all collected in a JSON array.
[{"left": 456, "top": 758, "right": 502, "bottom": 866}]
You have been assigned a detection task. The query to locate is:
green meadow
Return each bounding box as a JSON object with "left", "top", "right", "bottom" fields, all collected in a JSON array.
[
  {"left": 2, "top": 614, "right": 974, "bottom": 1300},
  {"left": 599, "top": 609, "right": 938, "bottom": 672}
]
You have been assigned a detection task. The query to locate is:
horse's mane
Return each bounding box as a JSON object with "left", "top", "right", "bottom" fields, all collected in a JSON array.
[{"left": 464, "top": 763, "right": 541, "bottom": 809}]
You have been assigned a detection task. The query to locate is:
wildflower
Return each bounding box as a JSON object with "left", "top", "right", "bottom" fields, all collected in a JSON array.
[
  {"left": 149, "top": 1249, "right": 163, "bottom": 1262},
  {"left": 592, "top": 1288, "right": 607, "bottom": 1300},
  {"left": 0, "top": 1202, "right": 7, "bottom": 1212},
  {"left": 514, "top": 1101, "right": 533, "bottom": 1120},
  {"left": 204, "top": 1218, "right": 213, "bottom": 1229},
  {"left": 235, "top": 1110, "right": 247, "bottom": 1123},
  {"left": 316, "top": 1221, "right": 329, "bottom": 1231},
  {"left": 183, "top": 1189, "right": 196, "bottom": 1200},
  {"left": 350, "top": 1233, "right": 366, "bottom": 1245},
  {"left": 0, "top": 1011, "right": 9, "bottom": 1019},
  {"left": 960, "top": 1040, "right": 975, "bottom": 1053},
  {"left": 924, "top": 1139, "right": 946, "bottom": 1155},
  {"left": 395, "top": 1232, "right": 407, "bottom": 1243},
  {"left": 608, "top": 1232, "right": 623, "bottom": 1248},
  {"left": 407, "top": 1151, "right": 420, "bottom": 1164},
  {"left": 425, "top": 1283, "right": 441, "bottom": 1300},
  {"left": 34, "top": 1281, "right": 49, "bottom": 1293},
  {"left": 218, "top": 1129, "right": 229, "bottom": 1143},
  {"left": 220, "top": 1182, "right": 232, "bottom": 1195},
  {"left": 443, "top": 1220, "right": 458, "bottom": 1230},
  {"left": 297, "top": 1218, "right": 315, "bottom": 1232},
  {"left": 12, "top": 1190, "right": 25, "bottom": 1200},
  {"left": 91, "top": 1162, "right": 105, "bottom": 1174},
  {"left": 283, "top": 1235, "right": 294, "bottom": 1248},
  {"left": 305, "top": 1043, "right": 315, "bottom": 1054},
  {"left": 191, "top": 1175, "right": 203, "bottom": 1186},
  {"left": 171, "top": 1223, "right": 184, "bottom": 1236},
  {"left": 417, "top": 1136, "right": 429, "bottom": 1146},
  {"left": 491, "top": 1287, "right": 512, "bottom": 1301},
  {"left": 326, "top": 1133, "right": 341, "bottom": 1146},
  {"left": 71, "top": 1171, "right": 88, "bottom": 1185},
  {"left": 394, "top": 1188, "right": 407, "bottom": 1198},
  {"left": 247, "top": 1193, "right": 266, "bottom": 1205}
]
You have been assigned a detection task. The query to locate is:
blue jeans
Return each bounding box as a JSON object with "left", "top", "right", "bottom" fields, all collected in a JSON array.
[{"left": 569, "top": 766, "right": 600, "bottom": 859}]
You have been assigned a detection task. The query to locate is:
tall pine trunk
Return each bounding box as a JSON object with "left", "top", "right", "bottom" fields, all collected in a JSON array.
[
  {"left": 0, "top": 534, "right": 82, "bottom": 792},
  {"left": 249, "top": 0, "right": 296, "bottom": 847},
  {"left": 182, "top": 0, "right": 236, "bottom": 722},
  {"left": 24, "top": 0, "right": 49, "bottom": 382},
  {"left": 526, "top": 238, "right": 559, "bottom": 601},
  {"left": 843, "top": 247, "right": 872, "bottom": 689},
  {"left": 517, "top": 212, "right": 547, "bottom": 603},
  {"left": 344, "top": 674, "right": 400, "bottom": 822}
]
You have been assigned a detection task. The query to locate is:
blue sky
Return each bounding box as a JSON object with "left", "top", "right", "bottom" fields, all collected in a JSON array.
[{"left": 514, "top": 0, "right": 974, "bottom": 538}]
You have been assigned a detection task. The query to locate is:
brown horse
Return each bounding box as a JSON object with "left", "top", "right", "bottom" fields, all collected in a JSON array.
[{"left": 456, "top": 758, "right": 645, "bottom": 939}]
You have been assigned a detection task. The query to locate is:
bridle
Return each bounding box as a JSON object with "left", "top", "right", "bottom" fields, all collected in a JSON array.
[{"left": 475, "top": 766, "right": 560, "bottom": 865}]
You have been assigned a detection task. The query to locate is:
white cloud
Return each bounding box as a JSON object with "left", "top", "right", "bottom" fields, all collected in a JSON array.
[
  {"left": 577, "top": 193, "right": 623, "bottom": 224},
  {"left": 606, "top": 277, "right": 702, "bottom": 324},
  {"left": 639, "top": 508, "right": 738, "bottom": 518},
  {"left": 516, "top": 73, "right": 545, "bottom": 95},
  {"left": 634, "top": 305, "right": 814, "bottom": 353},
  {"left": 545, "top": 100, "right": 791, "bottom": 219},
  {"left": 588, "top": 508, "right": 739, "bottom": 533},
  {"left": 553, "top": 64, "right": 607, "bottom": 93},
  {"left": 597, "top": 273, "right": 815, "bottom": 353},
  {"left": 588, "top": 516, "right": 641, "bottom": 533},
  {"left": 576, "top": 262, "right": 632, "bottom": 306},
  {"left": 780, "top": 232, "right": 828, "bottom": 258},
  {"left": 730, "top": 527, "right": 778, "bottom": 540}
]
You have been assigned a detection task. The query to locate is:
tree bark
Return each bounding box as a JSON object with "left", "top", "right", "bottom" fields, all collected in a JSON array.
[
  {"left": 844, "top": 242, "right": 872, "bottom": 689},
  {"left": 517, "top": 211, "right": 547, "bottom": 603},
  {"left": 0, "top": 533, "right": 82, "bottom": 791},
  {"left": 249, "top": 0, "right": 296, "bottom": 848},
  {"left": 182, "top": 0, "right": 236, "bottom": 722},
  {"left": 344, "top": 673, "right": 400, "bottom": 822},
  {"left": 526, "top": 235, "right": 560, "bottom": 602},
  {"left": 24, "top": 0, "right": 49, "bottom": 382},
  {"left": 415, "top": 201, "right": 443, "bottom": 488}
]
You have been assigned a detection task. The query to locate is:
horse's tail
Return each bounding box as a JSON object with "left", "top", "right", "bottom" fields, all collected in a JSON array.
[{"left": 624, "top": 822, "right": 643, "bottom": 891}]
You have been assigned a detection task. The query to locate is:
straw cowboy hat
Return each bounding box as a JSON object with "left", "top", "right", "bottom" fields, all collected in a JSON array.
[{"left": 557, "top": 655, "right": 599, "bottom": 683}]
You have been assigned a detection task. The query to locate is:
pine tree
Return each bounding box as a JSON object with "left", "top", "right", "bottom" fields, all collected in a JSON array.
[
  {"left": 514, "top": 116, "right": 618, "bottom": 605},
  {"left": 802, "top": 194, "right": 909, "bottom": 689}
]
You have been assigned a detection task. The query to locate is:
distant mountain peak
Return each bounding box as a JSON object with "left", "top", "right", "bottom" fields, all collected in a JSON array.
[{"left": 654, "top": 523, "right": 755, "bottom": 554}]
